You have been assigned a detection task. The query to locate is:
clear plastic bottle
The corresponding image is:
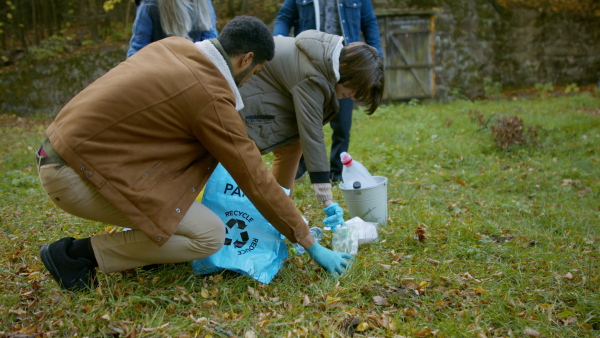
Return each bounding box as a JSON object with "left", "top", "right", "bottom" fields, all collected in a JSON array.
[
  {"left": 332, "top": 224, "right": 359, "bottom": 254},
  {"left": 340, "top": 152, "right": 377, "bottom": 189},
  {"left": 295, "top": 227, "right": 323, "bottom": 255}
]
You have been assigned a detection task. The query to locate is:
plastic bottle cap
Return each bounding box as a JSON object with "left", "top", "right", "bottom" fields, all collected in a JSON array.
[
  {"left": 352, "top": 181, "right": 361, "bottom": 189},
  {"left": 341, "top": 152, "right": 353, "bottom": 166}
]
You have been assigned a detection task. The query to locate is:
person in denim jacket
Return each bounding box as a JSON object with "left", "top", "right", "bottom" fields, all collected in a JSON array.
[
  {"left": 127, "top": 0, "right": 218, "bottom": 58},
  {"left": 273, "top": 0, "right": 383, "bottom": 183}
]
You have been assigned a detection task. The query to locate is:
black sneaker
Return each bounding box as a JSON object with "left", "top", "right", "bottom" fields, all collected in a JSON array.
[
  {"left": 40, "top": 237, "right": 97, "bottom": 292},
  {"left": 295, "top": 161, "right": 307, "bottom": 181},
  {"left": 330, "top": 173, "right": 342, "bottom": 183}
]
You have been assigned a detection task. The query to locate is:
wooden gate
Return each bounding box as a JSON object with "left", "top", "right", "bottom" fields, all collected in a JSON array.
[{"left": 376, "top": 10, "right": 437, "bottom": 100}]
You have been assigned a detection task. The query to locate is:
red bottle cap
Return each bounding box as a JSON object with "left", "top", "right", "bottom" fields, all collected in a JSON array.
[{"left": 341, "top": 153, "right": 353, "bottom": 166}]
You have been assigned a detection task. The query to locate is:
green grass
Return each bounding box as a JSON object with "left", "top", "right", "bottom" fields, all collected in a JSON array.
[{"left": 1, "top": 93, "right": 599, "bottom": 337}]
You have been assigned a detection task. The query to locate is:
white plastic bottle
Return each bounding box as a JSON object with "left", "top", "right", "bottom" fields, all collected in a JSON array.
[{"left": 340, "top": 152, "right": 377, "bottom": 189}]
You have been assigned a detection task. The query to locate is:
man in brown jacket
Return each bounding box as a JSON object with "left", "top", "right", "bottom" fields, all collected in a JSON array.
[{"left": 36, "top": 16, "right": 352, "bottom": 292}]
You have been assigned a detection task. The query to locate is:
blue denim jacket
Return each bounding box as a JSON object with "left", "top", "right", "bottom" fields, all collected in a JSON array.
[
  {"left": 127, "top": 0, "right": 218, "bottom": 58},
  {"left": 273, "top": 0, "right": 382, "bottom": 57}
]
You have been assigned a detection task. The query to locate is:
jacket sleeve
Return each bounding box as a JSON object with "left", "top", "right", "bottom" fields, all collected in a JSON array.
[
  {"left": 192, "top": 96, "right": 315, "bottom": 249},
  {"left": 360, "top": 0, "right": 383, "bottom": 57},
  {"left": 292, "top": 77, "right": 332, "bottom": 184},
  {"left": 273, "top": 0, "right": 297, "bottom": 37},
  {"left": 127, "top": 2, "right": 154, "bottom": 58}
]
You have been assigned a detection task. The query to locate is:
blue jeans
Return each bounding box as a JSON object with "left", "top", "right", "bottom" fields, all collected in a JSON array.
[{"left": 329, "top": 98, "right": 354, "bottom": 176}]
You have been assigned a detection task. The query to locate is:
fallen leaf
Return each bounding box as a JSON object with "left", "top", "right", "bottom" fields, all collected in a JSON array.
[
  {"left": 416, "top": 226, "right": 427, "bottom": 242},
  {"left": 356, "top": 322, "right": 369, "bottom": 332},
  {"left": 326, "top": 296, "right": 340, "bottom": 305},
  {"left": 524, "top": 327, "right": 541, "bottom": 337},
  {"left": 27, "top": 271, "right": 41, "bottom": 280},
  {"left": 302, "top": 295, "right": 311, "bottom": 306},
  {"left": 425, "top": 258, "right": 440, "bottom": 265},
  {"left": 561, "top": 316, "right": 577, "bottom": 326},
  {"left": 472, "top": 287, "right": 487, "bottom": 294},
  {"left": 455, "top": 177, "right": 468, "bottom": 186},
  {"left": 245, "top": 329, "right": 257, "bottom": 338},
  {"left": 373, "top": 296, "right": 389, "bottom": 306},
  {"left": 577, "top": 187, "right": 591, "bottom": 197},
  {"left": 561, "top": 179, "right": 574, "bottom": 186},
  {"left": 463, "top": 272, "right": 481, "bottom": 282},
  {"left": 389, "top": 198, "right": 408, "bottom": 205},
  {"left": 403, "top": 307, "right": 418, "bottom": 316}
]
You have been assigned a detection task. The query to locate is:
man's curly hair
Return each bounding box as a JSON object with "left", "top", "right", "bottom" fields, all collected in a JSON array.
[{"left": 218, "top": 16, "right": 275, "bottom": 65}]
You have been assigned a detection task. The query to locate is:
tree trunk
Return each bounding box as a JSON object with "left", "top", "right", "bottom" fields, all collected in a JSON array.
[{"left": 88, "top": 0, "right": 99, "bottom": 41}]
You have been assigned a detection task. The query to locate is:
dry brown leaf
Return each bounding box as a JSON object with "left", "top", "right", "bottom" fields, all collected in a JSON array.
[
  {"left": 389, "top": 198, "right": 408, "bottom": 205},
  {"left": 415, "top": 226, "right": 427, "bottom": 242},
  {"left": 245, "top": 329, "right": 257, "bottom": 338},
  {"left": 53, "top": 308, "right": 64, "bottom": 318},
  {"left": 561, "top": 179, "right": 574, "bottom": 186},
  {"left": 302, "top": 295, "right": 311, "bottom": 306},
  {"left": 577, "top": 187, "right": 591, "bottom": 197},
  {"left": 403, "top": 307, "right": 418, "bottom": 316},
  {"left": 379, "top": 263, "right": 392, "bottom": 270},
  {"left": 455, "top": 177, "right": 468, "bottom": 186},
  {"left": 562, "top": 316, "right": 577, "bottom": 326},
  {"left": 373, "top": 296, "right": 390, "bottom": 306}
]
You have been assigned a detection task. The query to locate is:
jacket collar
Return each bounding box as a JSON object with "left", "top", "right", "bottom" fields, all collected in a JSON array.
[{"left": 194, "top": 39, "right": 244, "bottom": 111}]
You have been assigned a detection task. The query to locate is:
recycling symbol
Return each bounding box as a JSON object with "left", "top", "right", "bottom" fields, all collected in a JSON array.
[{"left": 224, "top": 218, "right": 250, "bottom": 248}]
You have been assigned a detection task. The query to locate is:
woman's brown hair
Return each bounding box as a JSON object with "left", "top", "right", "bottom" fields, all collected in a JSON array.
[{"left": 338, "top": 42, "right": 385, "bottom": 115}]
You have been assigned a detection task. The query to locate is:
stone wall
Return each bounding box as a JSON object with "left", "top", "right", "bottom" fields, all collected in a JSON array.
[{"left": 374, "top": 0, "right": 600, "bottom": 100}]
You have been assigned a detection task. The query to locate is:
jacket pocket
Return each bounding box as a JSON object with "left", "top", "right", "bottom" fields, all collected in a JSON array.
[
  {"left": 339, "top": 0, "right": 362, "bottom": 26},
  {"left": 244, "top": 115, "right": 278, "bottom": 153},
  {"left": 131, "top": 161, "right": 163, "bottom": 191}
]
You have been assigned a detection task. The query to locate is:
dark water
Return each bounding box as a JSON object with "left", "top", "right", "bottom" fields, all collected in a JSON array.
[{"left": 0, "top": 46, "right": 128, "bottom": 118}]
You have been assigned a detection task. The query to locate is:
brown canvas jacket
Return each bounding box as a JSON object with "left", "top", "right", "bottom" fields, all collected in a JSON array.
[{"left": 45, "top": 37, "right": 313, "bottom": 249}]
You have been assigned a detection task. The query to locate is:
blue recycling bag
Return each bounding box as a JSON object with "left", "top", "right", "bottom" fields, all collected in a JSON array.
[{"left": 191, "top": 164, "right": 288, "bottom": 284}]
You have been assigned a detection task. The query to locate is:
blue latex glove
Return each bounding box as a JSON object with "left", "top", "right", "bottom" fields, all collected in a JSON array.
[
  {"left": 306, "top": 242, "right": 353, "bottom": 275},
  {"left": 323, "top": 203, "right": 345, "bottom": 232}
]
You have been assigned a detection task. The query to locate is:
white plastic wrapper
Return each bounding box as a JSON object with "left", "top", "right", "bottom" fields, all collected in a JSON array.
[{"left": 346, "top": 217, "right": 379, "bottom": 244}]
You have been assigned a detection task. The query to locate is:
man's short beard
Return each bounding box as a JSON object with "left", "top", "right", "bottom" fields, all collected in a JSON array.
[{"left": 234, "top": 62, "right": 254, "bottom": 87}]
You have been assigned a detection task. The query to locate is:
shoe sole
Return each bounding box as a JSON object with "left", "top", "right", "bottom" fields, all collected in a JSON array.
[
  {"left": 40, "top": 244, "right": 65, "bottom": 289},
  {"left": 295, "top": 172, "right": 307, "bottom": 182}
]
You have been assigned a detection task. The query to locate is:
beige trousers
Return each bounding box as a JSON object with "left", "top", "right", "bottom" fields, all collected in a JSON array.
[
  {"left": 38, "top": 163, "right": 225, "bottom": 273},
  {"left": 271, "top": 139, "right": 303, "bottom": 191}
]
